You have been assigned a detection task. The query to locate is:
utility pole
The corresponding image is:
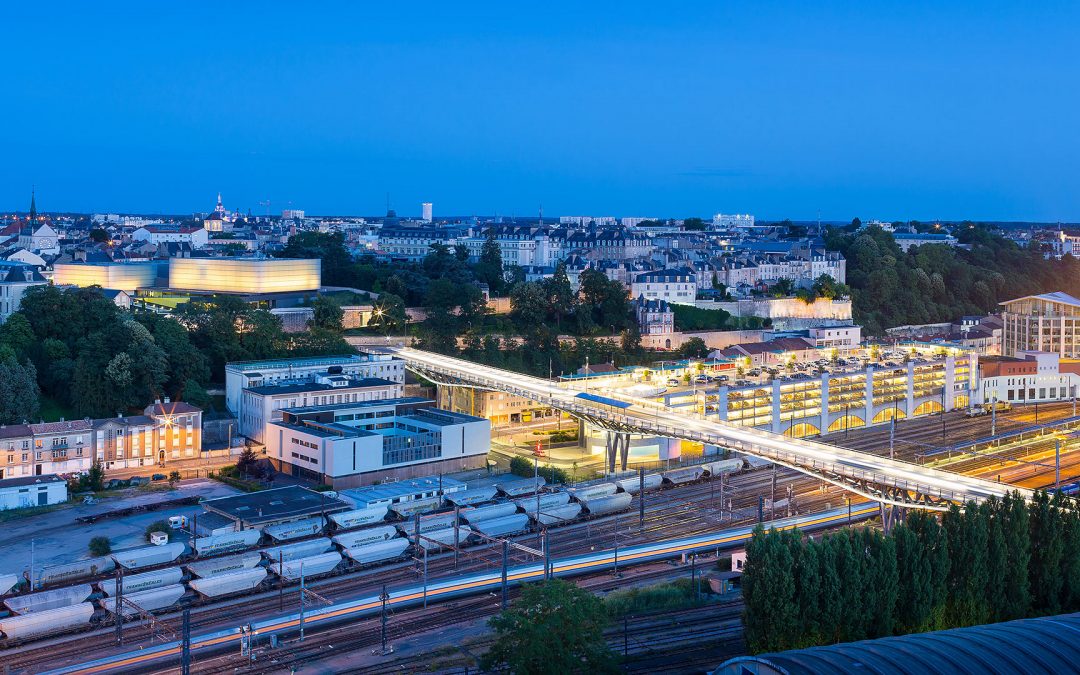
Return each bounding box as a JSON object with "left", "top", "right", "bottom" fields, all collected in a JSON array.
[
  {"left": 115, "top": 567, "right": 124, "bottom": 645},
  {"left": 638, "top": 467, "right": 645, "bottom": 529},
  {"left": 543, "top": 529, "right": 551, "bottom": 580},
  {"left": 380, "top": 585, "right": 389, "bottom": 654},
  {"left": 453, "top": 505, "right": 461, "bottom": 570},
  {"left": 613, "top": 514, "right": 619, "bottom": 577},
  {"left": 501, "top": 540, "right": 509, "bottom": 610},
  {"left": 991, "top": 396, "right": 997, "bottom": 436},
  {"left": 278, "top": 551, "right": 284, "bottom": 611},
  {"left": 889, "top": 417, "right": 895, "bottom": 461},
  {"left": 1056, "top": 438, "right": 1061, "bottom": 490},
  {"left": 181, "top": 609, "right": 191, "bottom": 675},
  {"left": 299, "top": 562, "right": 305, "bottom": 642}
]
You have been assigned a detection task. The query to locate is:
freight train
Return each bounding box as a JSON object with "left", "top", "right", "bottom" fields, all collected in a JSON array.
[{"left": 0, "top": 458, "right": 749, "bottom": 646}]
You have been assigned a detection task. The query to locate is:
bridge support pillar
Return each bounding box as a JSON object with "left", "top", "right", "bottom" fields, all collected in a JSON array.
[
  {"left": 879, "top": 503, "right": 906, "bottom": 535},
  {"left": 606, "top": 431, "right": 631, "bottom": 473}
]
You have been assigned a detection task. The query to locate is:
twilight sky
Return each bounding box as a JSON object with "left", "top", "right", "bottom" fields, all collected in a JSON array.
[{"left": 3, "top": 2, "right": 1078, "bottom": 221}]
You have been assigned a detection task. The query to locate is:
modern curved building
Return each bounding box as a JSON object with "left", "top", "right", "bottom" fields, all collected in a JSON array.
[{"left": 168, "top": 257, "right": 320, "bottom": 294}]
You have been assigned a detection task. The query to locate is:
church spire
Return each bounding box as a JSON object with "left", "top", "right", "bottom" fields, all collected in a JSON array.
[{"left": 29, "top": 187, "right": 37, "bottom": 223}]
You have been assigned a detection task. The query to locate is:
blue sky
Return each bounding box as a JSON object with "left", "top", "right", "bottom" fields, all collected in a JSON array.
[{"left": 3, "top": 2, "right": 1078, "bottom": 221}]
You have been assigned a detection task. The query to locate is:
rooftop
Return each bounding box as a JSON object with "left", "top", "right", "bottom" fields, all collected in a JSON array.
[
  {"left": 201, "top": 485, "right": 350, "bottom": 525},
  {"left": 1001, "top": 291, "right": 1080, "bottom": 309},
  {"left": 226, "top": 353, "right": 392, "bottom": 372},
  {"left": 245, "top": 376, "right": 398, "bottom": 396},
  {"left": 0, "top": 474, "right": 65, "bottom": 489},
  {"left": 342, "top": 476, "right": 467, "bottom": 505}
]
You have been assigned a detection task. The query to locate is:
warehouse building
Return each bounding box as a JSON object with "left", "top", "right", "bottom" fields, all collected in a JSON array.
[
  {"left": 199, "top": 485, "right": 350, "bottom": 531},
  {"left": 265, "top": 398, "right": 490, "bottom": 488},
  {"left": 0, "top": 474, "right": 68, "bottom": 511}
]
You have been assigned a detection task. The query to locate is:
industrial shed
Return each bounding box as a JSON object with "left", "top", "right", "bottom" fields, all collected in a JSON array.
[{"left": 714, "top": 612, "right": 1080, "bottom": 675}]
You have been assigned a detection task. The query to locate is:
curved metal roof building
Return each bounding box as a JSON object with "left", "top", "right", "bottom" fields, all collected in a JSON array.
[{"left": 715, "top": 613, "right": 1080, "bottom": 675}]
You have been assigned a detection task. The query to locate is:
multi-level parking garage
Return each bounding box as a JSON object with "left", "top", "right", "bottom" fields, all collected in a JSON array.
[{"left": 390, "top": 347, "right": 1031, "bottom": 510}]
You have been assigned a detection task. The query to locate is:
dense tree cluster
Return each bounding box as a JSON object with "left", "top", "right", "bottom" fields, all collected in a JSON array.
[
  {"left": 480, "top": 579, "right": 618, "bottom": 674},
  {"left": 743, "top": 491, "right": 1080, "bottom": 653},
  {"left": 1, "top": 286, "right": 353, "bottom": 419},
  {"left": 825, "top": 224, "right": 1080, "bottom": 334}
]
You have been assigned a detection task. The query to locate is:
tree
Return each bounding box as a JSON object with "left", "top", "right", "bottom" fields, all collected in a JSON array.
[
  {"left": 0, "top": 313, "right": 35, "bottom": 361},
  {"left": 79, "top": 461, "right": 106, "bottom": 492},
  {"left": 677, "top": 337, "right": 709, "bottom": 359},
  {"left": 88, "top": 536, "right": 111, "bottom": 556},
  {"left": 89, "top": 228, "right": 109, "bottom": 243},
  {"left": 683, "top": 217, "right": 706, "bottom": 231},
  {"left": 237, "top": 446, "right": 260, "bottom": 477},
  {"left": 372, "top": 293, "right": 407, "bottom": 336},
  {"left": 479, "top": 579, "right": 617, "bottom": 675},
  {"left": 0, "top": 359, "right": 39, "bottom": 424},
  {"left": 793, "top": 535, "right": 822, "bottom": 646},
  {"left": 1000, "top": 492, "right": 1031, "bottom": 620},
  {"left": 310, "top": 296, "right": 344, "bottom": 332},
  {"left": 477, "top": 229, "right": 504, "bottom": 293},
  {"left": 743, "top": 527, "right": 798, "bottom": 653},
  {"left": 144, "top": 520, "right": 171, "bottom": 542},
  {"left": 544, "top": 261, "right": 576, "bottom": 330},
  {"left": 770, "top": 277, "right": 795, "bottom": 297},
  {"left": 275, "top": 231, "right": 355, "bottom": 286}
]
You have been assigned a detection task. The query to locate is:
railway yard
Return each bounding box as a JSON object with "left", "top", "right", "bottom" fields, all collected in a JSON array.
[{"left": 3, "top": 401, "right": 1080, "bottom": 673}]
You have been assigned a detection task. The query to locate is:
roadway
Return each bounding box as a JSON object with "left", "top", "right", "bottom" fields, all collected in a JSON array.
[{"left": 388, "top": 347, "right": 1034, "bottom": 509}]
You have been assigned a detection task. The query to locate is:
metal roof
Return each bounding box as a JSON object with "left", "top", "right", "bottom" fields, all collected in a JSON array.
[
  {"left": 714, "top": 612, "right": 1080, "bottom": 675},
  {"left": 1000, "top": 291, "right": 1080, "bottom": 308}
]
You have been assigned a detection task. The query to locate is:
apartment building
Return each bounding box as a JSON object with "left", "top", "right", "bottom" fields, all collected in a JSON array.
[
  {"left": 0, "top": 261, "right": 47, "bottom": 323},
  {"left": 975, "top": 351, "right": 1080, "bottom": 406},
  {"left": 630, "top": 268, "right": 697, "bottom": 306},
  {"left": 1001, "top": 292, "right": 1080, "bottom": 358}
]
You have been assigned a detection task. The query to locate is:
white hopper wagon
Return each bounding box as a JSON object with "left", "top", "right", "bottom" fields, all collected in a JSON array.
[
  {"left": 661, "top": 465, "right": 706, "bottom": 486},
  {"left": 100, "top": 567, "right": 183, "bottom": 597},
  {"left": 702, "top": 459, "right": 744, "bottom": 477},
  {"left": 261, "top": 538, "right": 333, "bottom": 563},
  {"left": 111, "top": 585, "right": 187, "bottom": 617},
  {"left": 568, "top": 483, "right": 618, "bottom": 502},
  {"left": 332, "top": 525, "right": 398, "bottom": 550},
  {"left": 444, "top": 486, "right": 496, "bottom": 507},
  {"left": 615, "top": 473, "right": 663, "bottom": 494},
  {"left": 389, "top": 497, "right": 442, "bottom": 519},
  {"left": 188, "top": 568, "right": 268, "bottom": 599},
  {"left": 344, "top": 538, "right": 410, "bottom": 566},
  {"left": 328, "top": 506, "right": 389, "bottom": 530},
  {"left": 270, "top": 552, "right": 343, "bottom": 582},
  {"left": 513, "top": 492, "right": 570, "bottom": 514},
  {"left": 185, "top": 552, "right": 262, "bottom": 579},
  {"left": 0, "top": 574, "right": 20, "bottom": 596},
  {"left": 4, "top": 584, "right": 93, "bottom": 614},
  {"left": 112, "top": 542, "right": 187, "bottom": 570},
  {"left": 410, "top": 526, "right": 472, "bottom": 551},
  {"left": 471, "top": 513, "right": 531, "bottom": 538},
  {"left": 580, "top": 492, "right": 633, "bottom": 516},
  {"left": 263, "top": 516, "right": 325, "bottom": 542},
  {"left": 530, "top": 502, "right": 583, "bottom": 526},
  {"left": 0, "top": 602, "right": 95, "bottom": 642},
  {"left": 194, "top": 530, "right": 261, "bottom": 557},
  {"left": 496, "top": 477, "right": 547, "bottom": 497},
  {"left": 398, "top": 511, "right": 462, "bottom": 534},
  {"left": 36, "top": 556, "right": 114, "bottom": 588},
  {"left": 463, "top": 502, "right": 519, "bottom": 524}
]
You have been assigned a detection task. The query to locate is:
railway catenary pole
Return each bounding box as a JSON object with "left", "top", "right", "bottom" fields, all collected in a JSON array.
[
  {"left": 757, "top": 496, "right": 764, "bottom": 524},
  {"left": 501, "top": 540, "right": 509, "bottom": 610},
  {"left": 278, "top": 551, "right": 284, "bottom": 611},
  {"left": 299, "top": 562, "right": 305, "bottom": 642},
  {"left": 771, "top": 466, "right": 777, "bottom": 519},
  {"left": 115, "top": 567, "right": 124, "bottom": 645},
  {"left": 453, "top": 505, "right": 461, "bottom": 570},
  {"left": 180, "top": 609, "right": 191, "bottom": 675},
  {"left": 638, "top": 467, "right": 645, "bottom": 529},
  {"left": 380, "top": 585, "right": 389, "bottom": 654},
  {"left": 543, "top": 529, "right": 552, "bottom": 580},
  {"left": 1056, "top": 438, "right": 1062, "bottom": 490},
  {"left": 613, "top": 513, "right": 619, "bottom": 577},
  {"left": 423, "top": 537, "right": 429, "bottom": 608}
]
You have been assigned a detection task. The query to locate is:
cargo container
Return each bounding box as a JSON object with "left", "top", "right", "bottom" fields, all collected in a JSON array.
[
  {"left": 580, "top": 492, "right": 633, "bottom": 516},
  {"left": 188, "top": 568, "right": 268, "bottom": 599},
  {"left": 0, "top": 574, "right": 19, "bottom": 596},
  {"left": 261, "top": 538, "right": 333, "bottom": 563},
  {"left": 36, "top": 556, "right": 115, "bottom": 589},
  {"left": 270, "top": 552, "right": 342, "bottom": 582},
  {"left": 328, "top": 506, "right": 389, "bottom": 530},
  {"left": 110, "top": 584, "right": 186, "bottom": 617},
  {"left": 193, "top": 530, "right": 261, "bottom": 557},
  {"left": 496, "top": 477, "right": 547, "bottom": 497},
  {"left": 470, "top": 513, "right": 531, "bottom": 537},
  {"left": 661, "top": 466, "right": 706, "bottom": 485},
  {"left": 4, "top": 585, "right": 93, "bottom": 614},
  {"left": 513, "top": 492, "right": 570, "bottom": 513},
  {"left": 112, "top": 542, "right": 187, "bottom": 570},
  {"left": 331, "top": 525, "right": 398, "bottom": 550},
  {"left": 0, "top": 602, "right": 95, "bottom": 642},
  {"left": 462, "top": 502, "right": 519, "bottom": 524},
  {"left": 443, "top": 487, "right": 496, "bottom": 507},
  {"left": 263, "top": 516, "right": 325, "bottom": 542},
  {"left": 343, "top": 538, "right": 411, "bottom": 566},
  {"left": 568, "top": 483, "right": 618, "bottom": 502},
  {"left": 99, "top": 567, "right": 183, "bottom": 597},
  {"left": 410, "top": 526, "right": 471, "bottom": 551},
  {"left": 701, "top": 459, "right": 744, "bottom": 477},
  {"left": 185, "top": 552, "right": 262, "bottom": 579},
  {"left": 530, "top": 502, "right": 583, "bottom": 526},
  {"left": 615, "top": 473, "right": 663, "bottom": 494}
]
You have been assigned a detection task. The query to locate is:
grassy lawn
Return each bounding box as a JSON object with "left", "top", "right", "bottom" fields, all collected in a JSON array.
[{"left": 38, "top": 395, "right": 75, "bottom": 423}]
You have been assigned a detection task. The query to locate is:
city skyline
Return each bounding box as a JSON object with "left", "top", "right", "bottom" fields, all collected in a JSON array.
[{"left": 4, "top": 2, "right": 1080, "bottom": 220}]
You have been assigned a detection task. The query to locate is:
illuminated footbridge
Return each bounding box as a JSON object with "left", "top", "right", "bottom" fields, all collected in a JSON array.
[{"left": 386, "top": 347, "right": 1034, "bottom": 511}]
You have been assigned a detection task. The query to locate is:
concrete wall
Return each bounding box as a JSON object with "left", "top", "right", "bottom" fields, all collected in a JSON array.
[
  {"left": 694, "top": 297, "right": 852, "bottom": 329},
  {"left": 641, "top": 329, "right": 766, "bottom": 351}
]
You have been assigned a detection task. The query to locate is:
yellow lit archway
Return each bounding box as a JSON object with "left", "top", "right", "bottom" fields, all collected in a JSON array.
[
  {"left": 913, "top": 400, "right": 944, "bottom": 416},
  {"left": 785, "top": 422, "right": 821, "bottom": 439},
  {"left": 828, "top": 415, "right": 866, "bottom": 432},
  {"left": 873, "top": 408, "right": 907, "bottom": 424}
]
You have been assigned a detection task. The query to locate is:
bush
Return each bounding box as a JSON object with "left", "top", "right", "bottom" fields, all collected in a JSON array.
[
  {"left": 604, "top": 578, "right": 710, "bottom": 619},
  {"left": 145, "top": 520, "right": 171, "bottom": 542},
  {"left": 88, "top": 536, "right": 111, "bottom": 556},
  {"left": 168, "top": 470, "right": 181, "bottom": 485}
]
